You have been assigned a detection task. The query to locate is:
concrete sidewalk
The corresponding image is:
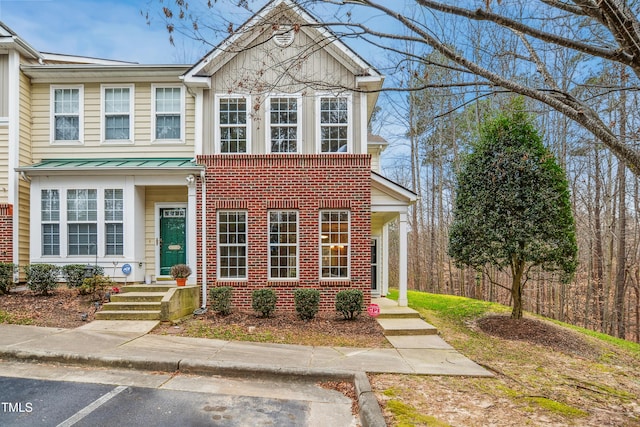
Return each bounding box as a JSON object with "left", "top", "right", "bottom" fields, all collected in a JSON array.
[
  {"left": 0, "top": 321, "right": 490, "bottom": 377},
  {"left": 0, "top": 303, "right": 491, "bottom": 427}
]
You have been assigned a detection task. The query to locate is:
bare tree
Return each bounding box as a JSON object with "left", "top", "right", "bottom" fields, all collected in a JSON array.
[{"left": 148, "top": 0, "right": 640, "bottom": 173}]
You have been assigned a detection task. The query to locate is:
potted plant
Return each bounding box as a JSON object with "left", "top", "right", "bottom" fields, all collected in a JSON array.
[{"left": 170, "top": 264, "right": 191, "bottom": 286}]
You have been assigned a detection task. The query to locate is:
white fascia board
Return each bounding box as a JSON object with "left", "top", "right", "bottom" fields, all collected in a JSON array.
[
  {"left": 181, "top": 74, "right": 211, "bottom": 88},
  {"left": 371, "top": 172, "right": 417, "bottom": 204}
]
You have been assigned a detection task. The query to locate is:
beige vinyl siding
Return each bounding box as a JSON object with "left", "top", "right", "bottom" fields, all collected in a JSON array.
[
  {"left": 0, "top": 54, "right": 8, "bottom": 117},
  {"left": 206, "top": 26, "right": 363, "bottom": 155},
  {"left": 144, "top": 186, "right": 187, "bottom": 277},
  {"left": 30, "top": 82, "right": 196, "bottom": 161},
  {"left": 18, "top": 70, "right": 33, "bottom": 268}
]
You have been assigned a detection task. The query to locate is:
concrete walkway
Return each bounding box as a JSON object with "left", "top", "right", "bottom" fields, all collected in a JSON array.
[
  {"left": 0, "top": 298, "right": 490, "bottom": 377},
  {"left": 0, "top": 298, "right": 491, "bottom": 427}
]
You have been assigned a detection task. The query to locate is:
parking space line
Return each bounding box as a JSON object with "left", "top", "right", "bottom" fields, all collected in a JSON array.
[{"left": 56, "top": 385, "right": 128, "bottom": 427}]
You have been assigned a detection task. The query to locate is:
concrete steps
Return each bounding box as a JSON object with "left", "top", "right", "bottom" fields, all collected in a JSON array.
[
  {"left": 109, "top": 292, "right": 164, "bottom": 303},
  {"left": 96, "top": 310, "right": 162, "bottom": 320},
  {"left": 96, "top": 286, "right": 168, "bottom": 321},
  {"left": 101, "top": 302, "right": 162, "bottom": 311},
  {"left": 376, "top": 317, "right": 438, "bottom": 336},
  {"left": 373, "top": 297, "right": 439, "bottom": 337},
  {"left": 96, "top": 284, "right": 200, "bottom": 322}
]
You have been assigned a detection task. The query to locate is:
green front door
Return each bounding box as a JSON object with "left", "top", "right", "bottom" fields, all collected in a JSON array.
[{"left": 159, "top": 207, "right": 187, "bottom": 276}]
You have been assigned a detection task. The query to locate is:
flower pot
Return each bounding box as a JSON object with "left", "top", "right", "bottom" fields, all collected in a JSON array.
[{"left": 176, "top": 278, "right": 187, "bottom": 287}]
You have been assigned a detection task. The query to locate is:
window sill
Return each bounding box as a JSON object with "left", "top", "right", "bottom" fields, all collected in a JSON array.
[
  {"left": 152, "top": 139, "right": 186, "bottom": 145},
  {"left": 101, "top": 140, "right": 134, "bottom": 145},
  {"left": 51, "top": 140, "right": 84, "bottom": 145}
]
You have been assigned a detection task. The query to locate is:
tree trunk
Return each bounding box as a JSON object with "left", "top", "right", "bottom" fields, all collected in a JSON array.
[
  {"left": 614, "top": 67, "right": 628, "bottom": 338},
  {"left": 511, "top": 252, "right": 526, "bottom": 319},
  {"left": 593, "top": 148, "right": 605, "bottom": 331}
]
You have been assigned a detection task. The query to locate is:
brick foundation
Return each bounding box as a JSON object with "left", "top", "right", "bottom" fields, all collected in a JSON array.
[
  {"left": 196, "top": 155, "right": 372, "bottom": 312},
  {"left": 0, "top": 204, "right": 13, "bottom": 263}
]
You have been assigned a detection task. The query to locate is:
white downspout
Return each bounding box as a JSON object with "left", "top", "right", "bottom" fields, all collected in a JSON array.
[{"left": 200, "top": 169, "right": 207, "bottom": 308}]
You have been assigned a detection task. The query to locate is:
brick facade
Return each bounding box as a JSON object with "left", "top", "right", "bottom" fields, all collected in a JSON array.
[
  {"left": 196, "top": 154, "right": 372, "bottom": 312},
  {"left": 0, "top": 204, "right": 13, "bottom": 263}
]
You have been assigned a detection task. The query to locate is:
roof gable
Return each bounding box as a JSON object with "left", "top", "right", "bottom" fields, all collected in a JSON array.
[{"left": 182, "top": 0, "right": 382, "bottom": 88}]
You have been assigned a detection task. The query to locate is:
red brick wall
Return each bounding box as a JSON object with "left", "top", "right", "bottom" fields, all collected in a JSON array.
[
  {"left": 0, "top": 204, "right": 13, "bottom": 263},
  {"left": 196, "top": 155, "right": 371, "bottom": 312}
]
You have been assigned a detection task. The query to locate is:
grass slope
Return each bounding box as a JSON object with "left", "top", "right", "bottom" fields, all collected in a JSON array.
[{"left": 373, "top": 290, "right": 640, "bottom": 426}]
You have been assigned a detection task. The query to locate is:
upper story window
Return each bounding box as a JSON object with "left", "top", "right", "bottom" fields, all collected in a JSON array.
[
  {"left": 51, "top": 86, "right": 83, "bottom": 143},
  {"left": 102, "top": 85, "right": 134, "bottom": 142},
  {"left": 216, "top": 95, "right": 250, "bottom": 154},
  {"left": 267, "top": 96, "right": 301, "bottom": 153},
  {"left": 153, "top": 86, "right": 183, "bottom": 141},
  {"left": 318, "top": 95, "right": 351, "bottom": 153}
]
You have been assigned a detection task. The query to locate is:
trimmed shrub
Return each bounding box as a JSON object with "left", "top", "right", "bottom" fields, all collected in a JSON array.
[
  {"left": 24, "top": 264, "right": 60, "bottom": 296},
  {"left": 335, "top": 289, "right": 364, "bottom": 320},
  {"left": 61, "top": 264, "right": 89, "bottom": 288},
  {"left": 294, "top": 288, "right": 320, "bottom": 320},
  {"left": 80, "top": 275, "right": 113, "bottom": 300},
  {"left": 210, "top": 286, "right": 233, "bottom": 315},
  {"left": 0, "top": 262, "right": 16, "bottom": 295},
  {"left": 252, "top": 288, "right": 277, "bottom": 318}
]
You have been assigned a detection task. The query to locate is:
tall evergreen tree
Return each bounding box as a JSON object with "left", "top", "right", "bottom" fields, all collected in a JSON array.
[{"left": 449, "top": 99, "right": 577, "bottom": 319}]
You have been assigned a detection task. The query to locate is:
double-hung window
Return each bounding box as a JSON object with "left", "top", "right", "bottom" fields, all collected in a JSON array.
[
  {"left": 217, "top": 211, "right": 247, "bottom": 279},
  {"left": 268, "top": 96, "right": 300, "bottom": 153},
  {"left": 105, "top": 189, "right": 124, "bottom": 256},
  {"left": 52, "top": 86, "right": 83, "bottom": 142},
  {"left": 154, "top": 86, "right": 183, "bottom": 141},
  {"left": 269, "top": 211, "right": 298, "bottom": 279},
  {"left": 41, "top": 190, "right": 60, "bottom": 256},
  {"left": 103, "top": 85, "right": 133, "bottom": 142},
  {"left": 217, "top": 96, "right": 250, "bottom": 153},
  {"left": 318, "top": 95, "right": 350, "bottom": 153},
  {"left": 67, "top": 189, "right": 98, "bottom": 256},
  {"left": 320, "top": 210, "right": 350, "bottom": 279}
]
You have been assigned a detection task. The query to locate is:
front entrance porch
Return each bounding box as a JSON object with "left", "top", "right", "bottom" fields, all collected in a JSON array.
[
  {"left": 17, "top": 158, "right": 202, "bottom": 286},
  {"left": 371, "top": 172, "right": 416, "bottom": 307}
]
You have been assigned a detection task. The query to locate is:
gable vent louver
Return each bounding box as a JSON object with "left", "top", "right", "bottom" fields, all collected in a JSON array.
[{"left": 273, "top": 25, "right": 295, "bottom": 47}]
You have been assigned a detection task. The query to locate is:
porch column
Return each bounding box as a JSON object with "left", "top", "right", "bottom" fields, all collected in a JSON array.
[
  {"left": 382, "top": 222, "right": 390, "bottom": 296},
  {"left": 187, "top": 177, "right": 197, "bottom": 285},
  {"left": 398, "top": 212, "right": 408, "bottom": 307}
]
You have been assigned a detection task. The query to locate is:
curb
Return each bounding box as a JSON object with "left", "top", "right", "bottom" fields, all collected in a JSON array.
[{"left": 0, "top": 348, "right": 386, "bottom": 427}]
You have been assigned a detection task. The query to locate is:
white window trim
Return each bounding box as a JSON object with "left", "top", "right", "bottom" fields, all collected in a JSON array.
[
  {"left": 101, "top": 84, "right": 135, "bottom": 144},
  {"left": 315, "top": 93, "right": 352, "bottom": 154},
  {"left": 151, "top": 84, "right": 185, "bottom": 144},
  {"left": 265, "top": 94, "right": 302, "bottom": 154},
  {"left": 50, "top": 85, "right": 84, "bottom": 145},
  {"left": 268, "top": 210, "right": 299, "bottom": 281},
  {"left": 35, "top": 186, "right": 125, "bottom": 259},
  {"left": 319, "top": 210, "right": 351, "bottom": 280},
  {"left": 214, "top": 94, "right": 252, "bottom": 154},
  {"left": 217, "top": 210, "right": 248, "bottom": 281}
]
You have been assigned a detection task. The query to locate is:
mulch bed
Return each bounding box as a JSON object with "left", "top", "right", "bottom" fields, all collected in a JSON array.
[
  {"left": 0, "top": 288, "right": 99, "bottom": 328},
  {"left": 477, "top": 315, "right": 601, "bottom": 359},
  {"left": 153, "top": 309, "right": 390, "bottom": 348}
]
